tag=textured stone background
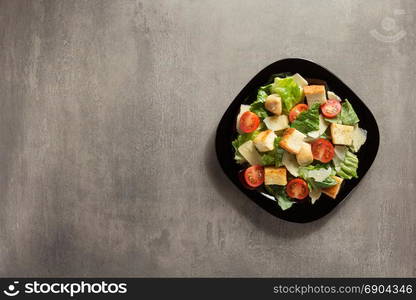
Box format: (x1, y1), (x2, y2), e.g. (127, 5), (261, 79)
(0, 0), (415, 277)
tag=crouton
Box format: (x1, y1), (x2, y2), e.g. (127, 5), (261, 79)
(264, 167), (287, 185)
(279, 128), (306, 154)
(253, 130), (277, 152)
(330, 123), (354, 145)
(263, 115), (289, 132)
(304, 85), (327, 107)
(296, 142), (313, 166)
(322, 176), (344, 199)
(265, 94), (282, 115)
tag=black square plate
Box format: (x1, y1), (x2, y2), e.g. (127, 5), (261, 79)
(215, 58), (379, 223)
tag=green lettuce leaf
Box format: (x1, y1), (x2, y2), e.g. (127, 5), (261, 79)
(249, 100), (269, 119)
(291, 103), (320, 134)
(265, 185), (295, 211)
(270, 77), (302, 114)
(340, 100), (359, 125)
(249, 84), (273, 119)
(314, 176), (337, 188)
(257, 84), (272, 101)
(335, 150), (358, 179)
(260, 137), (284, 167)
(260, 153), (275, 166)
(324, 115), (341, 124)
(324, 100), (359, 125)
(299, 163), (337, 189)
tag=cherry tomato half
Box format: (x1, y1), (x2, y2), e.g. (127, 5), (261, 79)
(311, 138), (335, 163)
(289, 104), (308, 122)
(243, 165), (265, 188)
(286, 178), (309, 200)
(239, 111), (260, 133)
(321, 99), (341, 118)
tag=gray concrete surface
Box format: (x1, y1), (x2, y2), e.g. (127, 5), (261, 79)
(0, 0), (415, 277)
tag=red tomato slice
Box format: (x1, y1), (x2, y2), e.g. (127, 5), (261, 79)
(311, 138), (335, 163)
(239, 111), (260, 133)
(289, 104), (308, 122)
(286, 178), (309, 200)
(321, 99), (341, 118)
(243, 165), (264, 188)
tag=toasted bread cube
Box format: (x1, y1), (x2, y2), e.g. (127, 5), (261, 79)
(279, 128), (306, 154)
(322, 176), (344, 199)
(264, 167), (287, 185)
(263, 115), (289, 132)
(292, 73), (308, 87)
(330, 123), (354, 145)
(265, 94), (282, 115)
(296, 142), (313, 166)
(253, 130), (277, 152)
(304, 85), (327, 107)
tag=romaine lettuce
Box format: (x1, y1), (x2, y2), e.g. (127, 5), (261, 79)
(340, 100), (359, 125)
(313, 176), (338, 188)
(335, 150), (359, 179)
(270, 77), (302, 114)
(265, 185), (295, 211)
(299, 163), (337, 191)
(324, 99), (359, 125)
(249, 84), (273, 119)
(249, 100), (269, 119)
(303, 174), (337, 205)
(257, 84), (272, 101)
(291, 103), (320, 134)
(324, 115), (341, 124)
(295, 162), (339, 205)
(260, 137), (284, 167)
(307, 115), (329, 140)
